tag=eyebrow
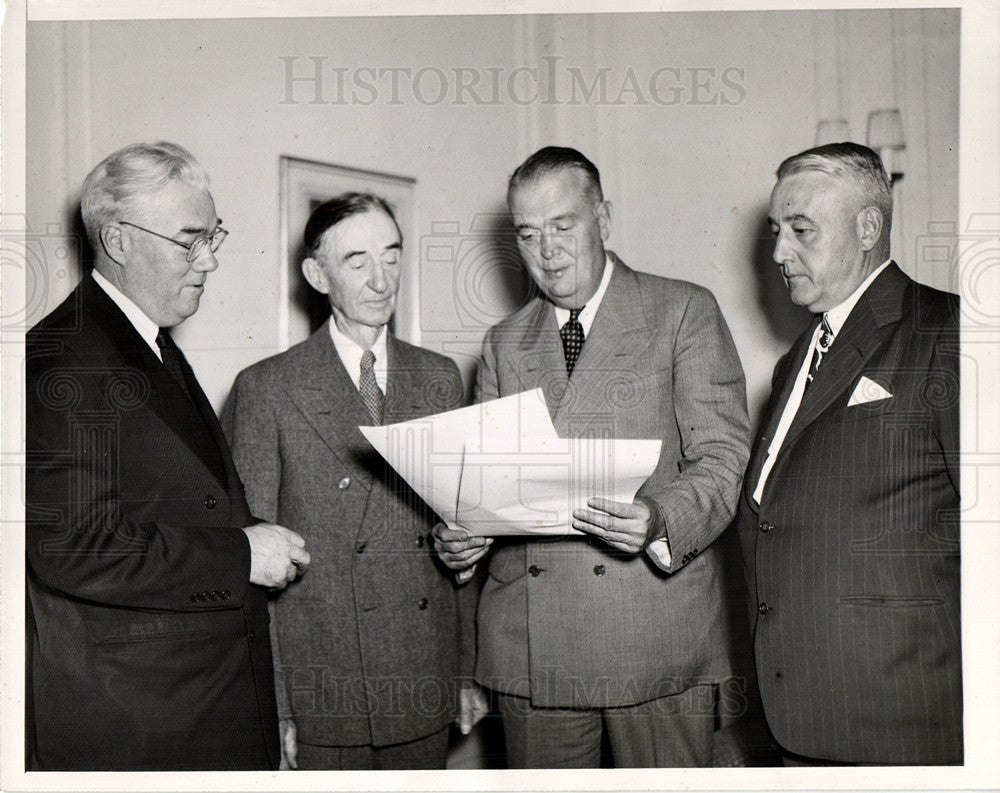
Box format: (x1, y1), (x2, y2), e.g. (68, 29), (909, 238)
(768, 212), (815, 226)
(343, 240), (402, 260)
(178, 218), (222, 235)
(516, 212), (578, 230)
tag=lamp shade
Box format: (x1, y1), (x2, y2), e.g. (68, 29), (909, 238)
(867, 109), (906, 150)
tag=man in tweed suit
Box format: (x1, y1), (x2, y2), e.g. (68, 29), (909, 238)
(737, 143), (961, 765)
(223, 193), (483, 770)
(435, 147), (751, 767)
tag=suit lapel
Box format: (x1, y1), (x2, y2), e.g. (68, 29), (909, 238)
(553, 258), (651, 436)
(743, 322), (817, 505)
(779, 262), (909, 453)
(383, 335), (430, 424)
(515, 299), (569, 419)
(84, 279), (230, 487)
(285, 328), (377, 491)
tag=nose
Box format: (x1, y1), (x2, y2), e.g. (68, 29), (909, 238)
(539, 231), (560, 260)
(193, 248), (219, 273)
(368, 261), (388, 293)
(772, 229), (792, 266)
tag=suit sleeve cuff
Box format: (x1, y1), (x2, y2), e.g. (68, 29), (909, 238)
(636, 496), (672, 570)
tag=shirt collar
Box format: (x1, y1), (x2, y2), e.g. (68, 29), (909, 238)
(91, 269), (162, 360)
(327, 317), (389, 391)
(823, 259), (892, 336)
(553, 254), (615, 336)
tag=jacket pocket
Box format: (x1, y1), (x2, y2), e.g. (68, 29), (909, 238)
(839, 595), (943, 607)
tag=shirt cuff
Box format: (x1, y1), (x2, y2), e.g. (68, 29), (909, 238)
(456, 564), (477, 584)
(647, 538), (672, 567)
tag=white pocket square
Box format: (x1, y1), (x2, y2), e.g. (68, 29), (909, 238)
(848, 376), (893, 406)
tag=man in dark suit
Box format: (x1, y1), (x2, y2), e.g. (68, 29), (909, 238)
(737, 142), (961, 765)
(223, 193), (485, 770)
(25, 141), (311, 770)
(434, 147), (751, 767)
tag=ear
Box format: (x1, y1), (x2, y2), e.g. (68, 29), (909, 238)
(596, 200), (612, 241)
(99, 223), (128, 266)
(856, 206), (883, 252)
(301, 257), (330, 295)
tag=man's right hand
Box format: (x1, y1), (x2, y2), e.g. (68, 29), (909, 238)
(243, 523), (310, 589)
(431, 524), (492, 571)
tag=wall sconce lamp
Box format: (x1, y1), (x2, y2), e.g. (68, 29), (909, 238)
(867, 109), (906, 184)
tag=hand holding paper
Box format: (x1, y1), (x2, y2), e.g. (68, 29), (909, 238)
(360, 389), (662, 538)
(572, 497), (655, 554)
(432, 522), (492, 571)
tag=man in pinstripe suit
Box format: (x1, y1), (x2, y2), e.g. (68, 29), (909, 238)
(738, 142), (961, 765)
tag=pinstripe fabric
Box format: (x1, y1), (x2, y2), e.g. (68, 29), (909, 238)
(737, 263), (961, 764)
(475, 256), (751, 710)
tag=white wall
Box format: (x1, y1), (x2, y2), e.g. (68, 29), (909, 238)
(26, 10), (958, 425)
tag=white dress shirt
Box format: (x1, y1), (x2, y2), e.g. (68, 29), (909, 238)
(552, 254), (614, 332)
(91, 269), (162, 361)
(327, 317), (388, 392)
(752, 259), (891, 503)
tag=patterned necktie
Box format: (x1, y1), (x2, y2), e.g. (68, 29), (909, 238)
(806, 315), (834, 388)
(359, 349), (384, 424)
(156, 328), (192, 400)
(560, 307), (585, 376)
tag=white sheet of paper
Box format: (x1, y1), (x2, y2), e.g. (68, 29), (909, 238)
(361, 389), (662, 536)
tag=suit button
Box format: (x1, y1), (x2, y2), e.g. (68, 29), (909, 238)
(356, 542), (366, 554)
(190, 593), (201, 603)
(204, 495), (216, 509)
(210, 590), (221, 601)
(593, 564), (605, 576)
(528, 565), (541, 577)
(758, 521), (773, 533)
(338, 477), (351, 490)
(418, 597), (429, 610)
(221, 590), (231, 600)
(416, 534), (425, 548)
(758, 602), (770, 615)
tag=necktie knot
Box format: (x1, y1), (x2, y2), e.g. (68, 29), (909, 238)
(359, 349), (384, 424)
(806, 314), (835, 388)
(560, 307), (585, 376)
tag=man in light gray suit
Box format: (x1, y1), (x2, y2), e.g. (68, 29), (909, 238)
(223, 193), (483, 770)
(435, 147), (751, 767)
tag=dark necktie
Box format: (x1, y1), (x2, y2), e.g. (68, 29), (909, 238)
(156, 328), (192, 400)
(805, 315), (834, 389)
(359, 349), (384, 424)
(560, 307), (585, 375)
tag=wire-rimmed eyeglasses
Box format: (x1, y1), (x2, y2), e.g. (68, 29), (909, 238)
(120, 220), (229, 262)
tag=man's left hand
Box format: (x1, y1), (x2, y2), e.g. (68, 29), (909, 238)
(572, 498), (655, 553)
(456, 681), (490, 736)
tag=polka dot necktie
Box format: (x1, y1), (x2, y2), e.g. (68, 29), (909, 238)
(560, 307), (585, 376)
(359, 349), (384, 425)
(805, 314), (834, 389)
